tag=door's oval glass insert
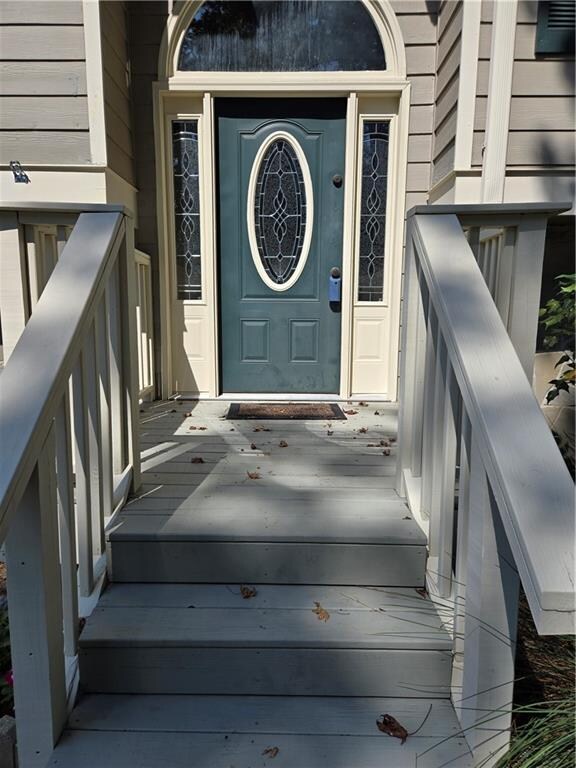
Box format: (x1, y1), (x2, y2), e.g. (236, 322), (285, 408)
(247, 132), (313, 291)
(178, 1), (386, 72)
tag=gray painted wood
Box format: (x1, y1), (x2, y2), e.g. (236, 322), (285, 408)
(0, 96), (88, 129)
(79, 646), (451, 697)
(67, 693), (465, 739)
(109, 540), (426, 585)
(0, 62), (87, 96)
(0, 131), (91, 164)
(48, 727), (472, 768)
(0, 26), (85, 60)
(0, 2), (83, 24)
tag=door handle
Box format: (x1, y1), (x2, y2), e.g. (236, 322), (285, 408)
(329, 267), (342, 302)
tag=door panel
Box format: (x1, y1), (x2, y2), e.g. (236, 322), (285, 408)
(217, 98), (346, 394)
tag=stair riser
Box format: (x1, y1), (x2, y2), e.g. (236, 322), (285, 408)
(109, 541), (427, 586)
(80, 647), (451, 697)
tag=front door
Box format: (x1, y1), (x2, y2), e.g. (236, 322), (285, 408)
(217, 99), (346, 394)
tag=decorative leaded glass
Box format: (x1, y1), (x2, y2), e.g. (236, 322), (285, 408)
(172, 121), (202, 300)
(252, 137), (309, 286)
(358, 121), (389, 302)
(178, 1), (386, 72)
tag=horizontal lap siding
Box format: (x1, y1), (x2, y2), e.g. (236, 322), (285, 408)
(100, 1), (135, 185)
(0, 2), (89, 164)
(394, 1), (440, 207)
(475, 0), (575, 168)
(432, 1), (463, 186)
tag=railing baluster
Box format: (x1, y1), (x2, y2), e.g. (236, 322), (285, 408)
(95, 300), (113, 525)
(55, 394), (79, 660)
(84, 325), (105, 556)
(429, 347), (459, 597)
(119, 221), (142, 490)
(420, 307), (438, 519)
(107, 262), (125, 477)
(0, 211), (28, 362)
(72, 356), (95, 597)
(24, 225), (40, 310)
(5, 428), (67, 768)
(493, 227), (516, 328)
(458, 435), (520, 767)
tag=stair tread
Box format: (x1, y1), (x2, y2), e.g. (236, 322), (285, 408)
(50, 695), (473, 767)
(108, 506), (425, 545)
(80, 584), (451, 650)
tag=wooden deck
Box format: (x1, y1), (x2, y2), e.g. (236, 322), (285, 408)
(50, 400), (473, 767)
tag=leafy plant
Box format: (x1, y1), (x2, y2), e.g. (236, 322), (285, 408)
(539, 273), (575, 351)
(539, 274), (575, 404)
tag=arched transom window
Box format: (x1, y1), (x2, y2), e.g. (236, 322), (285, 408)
(178, 0), (386, 71)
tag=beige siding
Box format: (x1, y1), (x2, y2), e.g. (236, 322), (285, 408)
(392, 0), (440, 207)
(100, 1), (135, 185)
(431, 0), (463, 185)
(475, 1), (575, 169)
(0, 1), (89, 164)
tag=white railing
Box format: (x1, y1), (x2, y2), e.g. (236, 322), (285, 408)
(0, 207), (155, 397)
(0, 205), (141, 767)
(397, 205), (575, 767)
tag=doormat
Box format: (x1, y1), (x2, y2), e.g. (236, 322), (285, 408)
(226, 403), (346, 420)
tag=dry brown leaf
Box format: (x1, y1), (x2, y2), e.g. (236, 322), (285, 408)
(367, 443), (377, 447)
(250, 443), (258, 450)
(279, 440), (288, 448)
(382, 449), (391, 456)
(379, 439), (390, 447)
(416, 587), (428, 599)
(376, 714), (408, 744)
(374, 410), (380, 415)
(358, 401), (369, 406)
(327, 430), (334, 436)
(313, 601), (330, 622)
(262, 746), (279, 759)
(253, 426), (271, 433)
(185, 411), (193, 417)
(170, 409), (178, 413)
(240, 585), (257, 599)
(358, 427), (368, 434)
(343, 409), (358, 415)
(191, 457), (204, 464)
(247, 471), (261, 480)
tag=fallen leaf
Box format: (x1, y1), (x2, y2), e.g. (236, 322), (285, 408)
(240, 585), (258, 599)
(253, 426), (271, 433)
(382, 449), (391, 456)
(250, 443), (258, 450)
(247, 471), (261, 480)
(416, 587), (428, 599)
(262, 746), (279, 759)
(358, 401), (369, 406)
(198, 427), (207, 431)
(191, 457), (204, 464)
(279, 440), (288, 448)
(78, 617), (86, 635)
(171, 409), (177, 413)
(379, 439), (390, 447)
(367, 443), (377, 447)
(403, 515), (411, 520)
(376, 714), (408, 744)
(374, 410), (380, 415)
(327, 430), (334, 436)
(230, 428), (235, 431)
(358, 427), (368, 434)
(343, 409), (358, 415)
(313, 601), (330, 622)
(185, 411), (193, 417)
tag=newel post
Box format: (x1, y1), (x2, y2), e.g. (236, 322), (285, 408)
(5, 428), (67, 768)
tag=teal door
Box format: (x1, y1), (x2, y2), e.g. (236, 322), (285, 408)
(217, 99), (346, 394)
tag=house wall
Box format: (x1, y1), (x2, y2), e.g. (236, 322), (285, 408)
(391, 0), (439, 210)
(431, 0), (462, 187)
(474, 0), (575, 169)
(100, 1), (135, 186)
(0, 1), (90, 164)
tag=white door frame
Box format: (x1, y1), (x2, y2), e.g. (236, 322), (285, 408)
(154, 1), (410, 401)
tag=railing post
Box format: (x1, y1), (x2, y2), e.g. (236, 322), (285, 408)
(0, 212), (28, 363)
(507, 216), (548, 380)
(119, 217), (141, 491)
(457, 435), (520, 767)
(5, 429), (67, 768)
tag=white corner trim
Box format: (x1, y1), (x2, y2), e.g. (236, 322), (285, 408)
(454, 0), (481, 172)
(246, 131), (314, 293)
(481, 0), (518, 203)
(82, 0), (107, 166)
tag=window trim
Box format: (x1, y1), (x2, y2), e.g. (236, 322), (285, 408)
(535, 1), (575, 55)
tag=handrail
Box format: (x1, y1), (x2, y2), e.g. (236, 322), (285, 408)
(0, 206), (141, 767)
(0, 213), (122, 534)
(397, 208), (574, 767)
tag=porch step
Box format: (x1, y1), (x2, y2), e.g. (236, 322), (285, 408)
(108, 488), (427, 585)
(79, 584), (452, 697)
(49, 694), (473, 767)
